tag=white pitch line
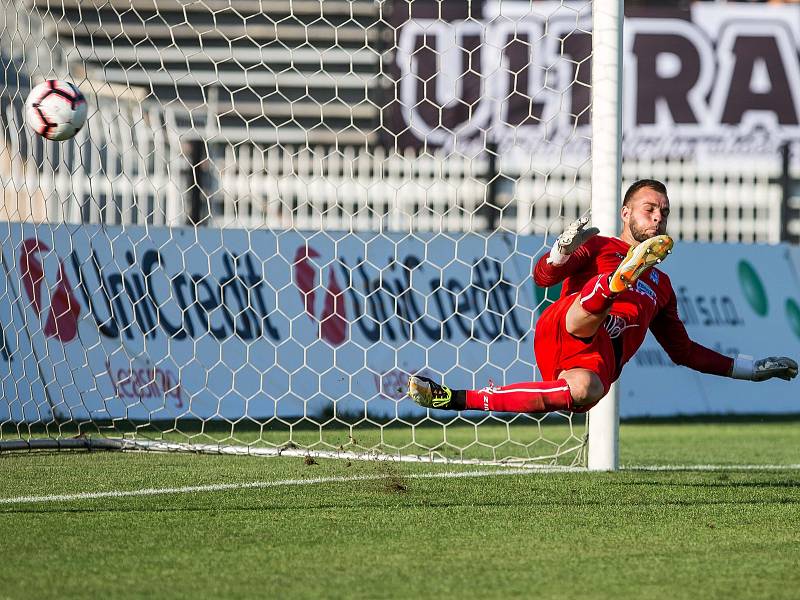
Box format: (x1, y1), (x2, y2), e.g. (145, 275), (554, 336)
(4, 463), (798, 506)
(0, 467), (547, 506)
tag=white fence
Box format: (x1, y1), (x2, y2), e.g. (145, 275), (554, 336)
(0, 128), (790, 242)
(212, 145), (491, 232)
(211, 144), (785, 243)
(0, 94), (183, 227)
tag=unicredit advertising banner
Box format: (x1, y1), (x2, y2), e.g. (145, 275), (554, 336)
(385, 1), (800, 160)
(0, 223), (540, 424)
(0, 222), (798, 423)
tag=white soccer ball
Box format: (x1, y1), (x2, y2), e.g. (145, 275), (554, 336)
(25, 80), (88, 141)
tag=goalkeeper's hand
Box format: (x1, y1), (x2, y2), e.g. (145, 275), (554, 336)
(731, 355), (799, 382)
(547, 213), (600, 265)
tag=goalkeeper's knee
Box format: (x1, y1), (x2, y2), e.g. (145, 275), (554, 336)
(560, 370), (606, 408)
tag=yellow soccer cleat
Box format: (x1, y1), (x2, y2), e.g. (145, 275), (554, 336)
(609, 235), (674, 293)
(408, 375), (455, 409)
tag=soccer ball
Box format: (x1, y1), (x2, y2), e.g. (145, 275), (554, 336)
(25, 80), (88, 141)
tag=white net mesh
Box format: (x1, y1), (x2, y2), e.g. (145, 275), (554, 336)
(0, 0), (600, 466)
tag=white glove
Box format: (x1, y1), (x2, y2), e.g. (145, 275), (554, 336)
(731, 355), (799, 382)
(547, 213), (600, 265)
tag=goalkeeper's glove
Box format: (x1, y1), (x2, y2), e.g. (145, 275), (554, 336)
(731, 355), (799, 382)
(547, 213), (600, 265)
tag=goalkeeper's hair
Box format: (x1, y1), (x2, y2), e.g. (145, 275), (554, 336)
(623, 179), (668, 207)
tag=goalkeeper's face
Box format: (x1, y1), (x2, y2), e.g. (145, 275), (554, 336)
(623, 188), (670, 244)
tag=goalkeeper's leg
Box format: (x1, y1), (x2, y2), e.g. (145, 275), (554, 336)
(408, 369), (604, 413)
(405, 268), (622, 414)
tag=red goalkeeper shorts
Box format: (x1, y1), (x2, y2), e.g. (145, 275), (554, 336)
(533, 293), (616, 395)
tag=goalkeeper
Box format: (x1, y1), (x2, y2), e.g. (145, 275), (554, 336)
(408, 179), (798, 414)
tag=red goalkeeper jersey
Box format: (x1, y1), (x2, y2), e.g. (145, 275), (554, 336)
(533, 235), (733, 378)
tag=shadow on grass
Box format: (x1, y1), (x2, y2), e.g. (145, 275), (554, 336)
(622, 413), (800, 425)
(608, 477), (800, 489)
(4, 494), (799, 516)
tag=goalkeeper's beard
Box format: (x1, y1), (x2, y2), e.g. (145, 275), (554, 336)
(629, 221), (665, 243)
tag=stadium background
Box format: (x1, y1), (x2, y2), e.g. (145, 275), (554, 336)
(2, 1), (799, 241)
(1, 1), (798, 425)
(0, 2), (798, 599)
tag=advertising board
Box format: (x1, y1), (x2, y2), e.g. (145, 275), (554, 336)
(1, 223), (797, 422)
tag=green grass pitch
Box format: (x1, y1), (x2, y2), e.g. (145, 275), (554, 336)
(0, 421), (798, 600)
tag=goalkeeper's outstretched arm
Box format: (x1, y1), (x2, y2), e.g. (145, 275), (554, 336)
(650, 289), (798, 382)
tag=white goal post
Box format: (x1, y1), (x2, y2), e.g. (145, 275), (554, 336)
(0, 0), (623, 469)
(588, 0), (624, 471)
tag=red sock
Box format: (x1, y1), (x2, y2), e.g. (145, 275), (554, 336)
(579, 273), (616, 314)
(465, 380), (573, 413)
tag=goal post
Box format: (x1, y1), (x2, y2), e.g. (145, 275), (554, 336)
(0, 0), (623, 469)
(588, 0), (624, 471)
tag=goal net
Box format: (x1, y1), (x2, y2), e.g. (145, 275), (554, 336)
(0, 0), (614, 467)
